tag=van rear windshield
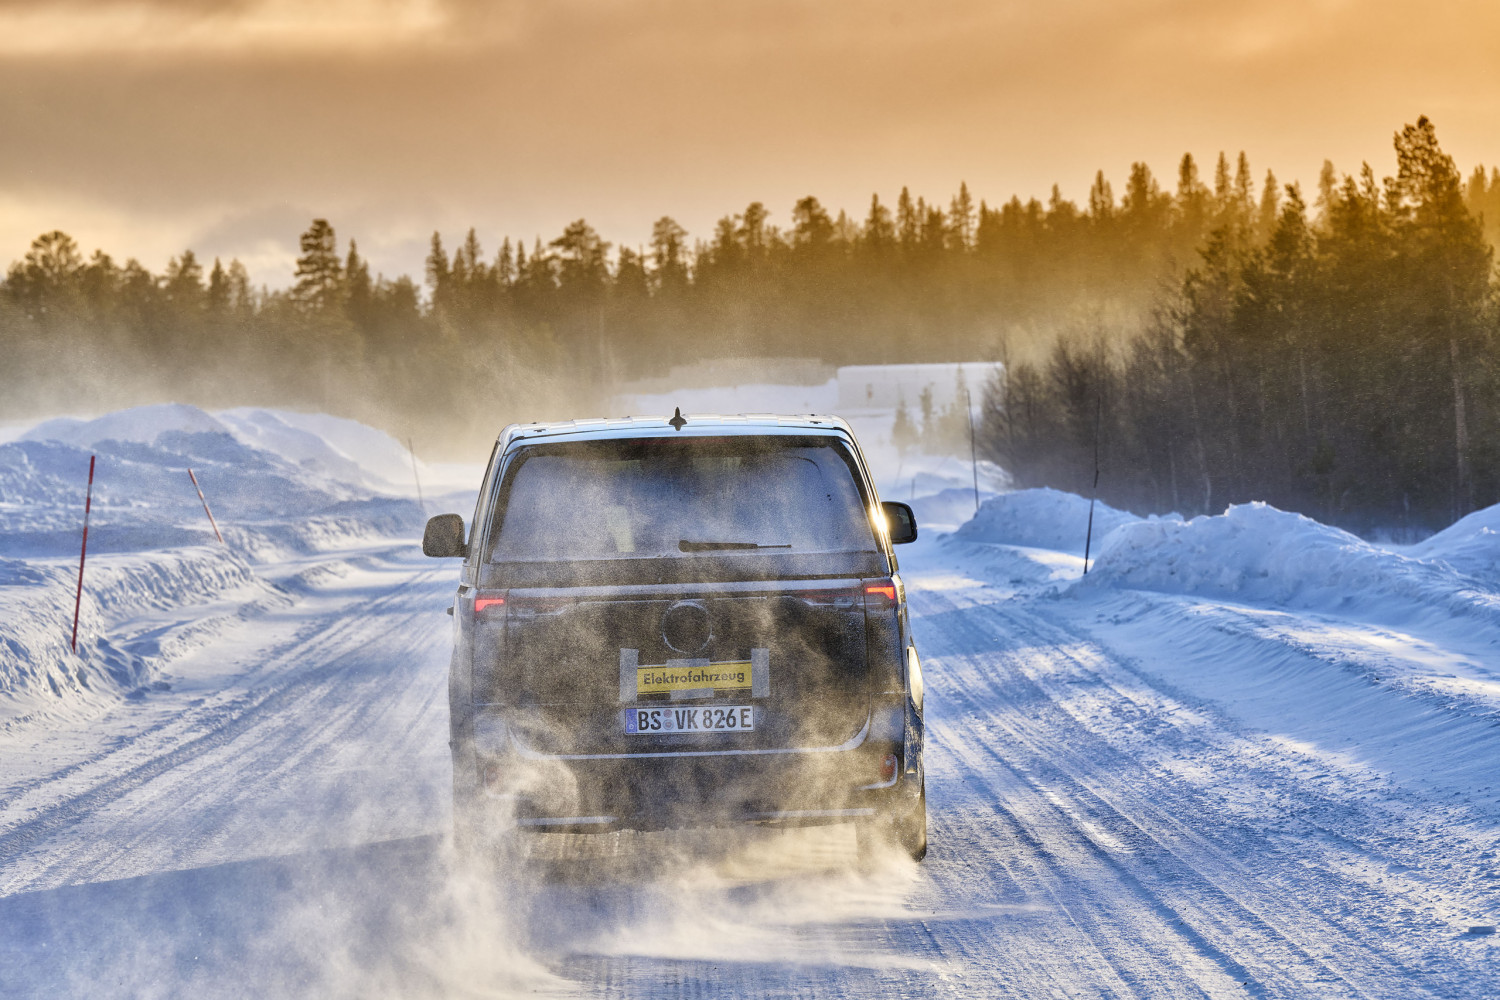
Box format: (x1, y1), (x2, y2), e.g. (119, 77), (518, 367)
(485, 436), (882, 584)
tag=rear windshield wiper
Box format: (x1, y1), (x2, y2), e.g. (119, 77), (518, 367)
(678, 540), (792, 552)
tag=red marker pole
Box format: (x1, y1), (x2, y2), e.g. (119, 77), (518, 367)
(71, 454), (95, 654)
(188, 468), (224, 545)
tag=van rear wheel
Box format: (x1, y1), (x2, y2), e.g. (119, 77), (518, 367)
(897, 781), (928, 861)
(857, 776), (927, 864)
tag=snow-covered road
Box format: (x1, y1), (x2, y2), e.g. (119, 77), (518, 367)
(2, 406), (1498, 997)
(3, 526), (1497, 997)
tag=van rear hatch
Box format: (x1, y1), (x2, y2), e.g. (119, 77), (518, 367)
(474, 434), (890, 756)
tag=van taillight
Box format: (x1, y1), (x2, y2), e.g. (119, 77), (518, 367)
(470, 593), (508, 701)
(863, 577), (903, 693)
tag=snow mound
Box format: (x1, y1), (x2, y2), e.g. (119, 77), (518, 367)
(22, 404), (419, 489)
(954, 488), (1149, 554)
(0, 546), (279, 719)
(0, 405), (433, 718)
(219, 408), (422, 488)
(216, 409), (369, 484)
(1079, 501), (1500, 621)
(21, 403), (231, 449)
(1408, 503), (1500, 585)
(909, 487), (996, 534)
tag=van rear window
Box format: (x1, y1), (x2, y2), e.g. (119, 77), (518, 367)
(488, 437), (877, 566)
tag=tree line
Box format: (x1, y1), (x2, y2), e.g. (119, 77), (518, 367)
(3, 119), (1497, 516)
(984, 118), (1499, 534)
(0, 148), (1395, 439)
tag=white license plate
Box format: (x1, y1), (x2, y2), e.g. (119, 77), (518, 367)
(625, 705), (754, 735)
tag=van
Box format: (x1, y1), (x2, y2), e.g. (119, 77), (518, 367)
(423, 412), (926, 860)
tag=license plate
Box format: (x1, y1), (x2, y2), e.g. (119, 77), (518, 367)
(625, 705), (754, 735)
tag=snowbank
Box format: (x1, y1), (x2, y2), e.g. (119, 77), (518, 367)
(1408, 504), (1500, 586)
(953, 488), (1148, 554)
(0, 405), (433, 719)
(21, 403), (228, 449)
(0, 547), (280, 720)
(1078, 501), (1500, 622)
(908, 488), (990, 534)
(19, 403), (425, 490)
(3, 411), (425, 554)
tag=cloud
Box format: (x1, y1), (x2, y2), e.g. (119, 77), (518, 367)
(0, 0), (468, 56)
(0, 0), (1495, 284)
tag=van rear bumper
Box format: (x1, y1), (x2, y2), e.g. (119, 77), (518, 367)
(460, 737), (919, 833)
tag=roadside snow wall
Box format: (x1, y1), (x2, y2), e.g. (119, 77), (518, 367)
(953, 487), (1150, 553)
(1077, 501), (1500, 625)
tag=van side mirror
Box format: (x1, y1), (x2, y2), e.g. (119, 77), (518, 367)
(423, 514), (468, 557)
(882, 501), (918, 544)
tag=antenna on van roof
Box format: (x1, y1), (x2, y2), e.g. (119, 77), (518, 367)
(669, 407), (687, 431)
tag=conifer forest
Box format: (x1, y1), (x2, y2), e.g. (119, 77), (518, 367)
(4, 118), (1498, 533)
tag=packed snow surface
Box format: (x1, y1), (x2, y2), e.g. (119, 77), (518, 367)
(1, 406), (1498, 998)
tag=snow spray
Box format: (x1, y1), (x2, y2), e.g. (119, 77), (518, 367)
(71, 454), (95, 653)
(188, 467), (224, 545)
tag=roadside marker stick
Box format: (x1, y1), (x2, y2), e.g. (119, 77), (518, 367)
(71, 454), (95, 654)
(188, 468), (224, 545)
(1083, 396), (1101, 576)
(408, 437), (425, 515)
(965, 387), (980, 514)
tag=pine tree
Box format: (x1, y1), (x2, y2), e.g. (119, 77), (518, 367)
(739, 202), (770, 259)
(1315, 160), (1338, 228)
(496, 238), (515, 287)
(896, 187), (919, 249)
(1176, 153), (1209, 245)
(1212, 152), (1232, 221)
(551, 219), (611, 294)
(293, 219), (343, 313)
(863, 193), (895, 251)
(650, 216), (689, 291)
(1088, 171), (1115, 221)
(948, 181), (975, 250)
(7, 231), (84, 323)
(425, 231), (450, 312)
(207, 258), (230, 315)
(1388, 115), (1494, 515)
(163, 250), (204, 306)
(792, 196), (834, 248)
(1257, 170), (1281, 242)
(1232, 152), (1255, 232)
(345, 240), (372, 329)
(892, 395), (918, 455)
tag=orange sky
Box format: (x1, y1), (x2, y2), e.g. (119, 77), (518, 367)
(2, 0), (1497, 286)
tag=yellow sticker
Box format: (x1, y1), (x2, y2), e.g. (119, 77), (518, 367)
(637, 661), (753, 693)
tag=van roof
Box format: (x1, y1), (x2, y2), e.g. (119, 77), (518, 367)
(498, 413), (857, 449)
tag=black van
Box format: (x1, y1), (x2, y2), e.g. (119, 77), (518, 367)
(423, 413), (926, 860)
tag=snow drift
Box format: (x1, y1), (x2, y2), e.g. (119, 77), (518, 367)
(1408, 503), (1500, 587)
(952, 487), (1151, 553)
(0, 405), (430, 722)
(1078, 500), (1500, 624)
(948, 487), (1500, 632)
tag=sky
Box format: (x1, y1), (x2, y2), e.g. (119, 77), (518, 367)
(1, 0), (1497, 288)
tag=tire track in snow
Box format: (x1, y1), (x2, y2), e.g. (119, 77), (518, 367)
(910, 582), (1447, 998)
(0, 556), (451, 895)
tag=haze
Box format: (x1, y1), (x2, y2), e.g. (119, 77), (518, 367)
(2, 0), (1497, 286)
